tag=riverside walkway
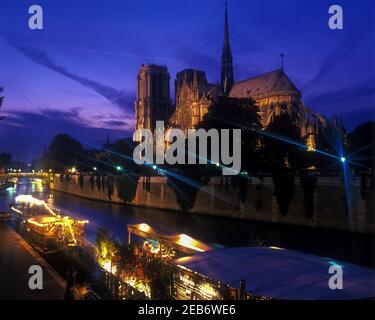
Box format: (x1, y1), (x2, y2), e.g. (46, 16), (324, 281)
(0, 223), (66, 300)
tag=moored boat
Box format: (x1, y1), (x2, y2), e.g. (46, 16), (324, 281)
(10, 194), (89, 252)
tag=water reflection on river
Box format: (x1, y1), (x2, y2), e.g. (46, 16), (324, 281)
(1, 178), (374, 268)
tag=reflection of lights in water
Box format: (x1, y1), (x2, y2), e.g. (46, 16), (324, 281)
(15, 195), (45, 206)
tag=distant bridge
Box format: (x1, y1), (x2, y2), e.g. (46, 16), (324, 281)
(4, 173), (48, 179)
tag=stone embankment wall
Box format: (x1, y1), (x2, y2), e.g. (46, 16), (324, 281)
(49, 175), (374, 234)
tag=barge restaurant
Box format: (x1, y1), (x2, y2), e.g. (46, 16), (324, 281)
(175, 247), (375, 300)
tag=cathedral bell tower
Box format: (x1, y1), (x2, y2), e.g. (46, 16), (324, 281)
(221, 1), (234, 96)
(134, 64), (170, 141)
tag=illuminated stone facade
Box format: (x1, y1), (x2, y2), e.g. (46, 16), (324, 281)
(229, 68), (328, 149)
(169, 69), (221, 131)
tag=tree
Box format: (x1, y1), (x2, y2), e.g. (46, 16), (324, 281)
(167, 171), (208, 211)
(314, 124), (346, 172)
(261, 112), (304, 173)
(0, 153), (11, 168)
(199, 97), (263, 174)
(39, 134), (85, 172)
(261, 113), (305, 216)
(105, 138), (144, 175)
(95, 228), (118, 273)
(143, 256), (172, 299)
(117, 243), (135, 272)
(186, 97), (262, 206)
(116, 173), (140, 203)
(347, 121), (375, 170)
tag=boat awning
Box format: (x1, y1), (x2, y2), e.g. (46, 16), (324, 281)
(175, 247), (375, 300)
(128, 223), (212, 255)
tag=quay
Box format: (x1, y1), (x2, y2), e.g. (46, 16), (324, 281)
(0, 223), (66, 300)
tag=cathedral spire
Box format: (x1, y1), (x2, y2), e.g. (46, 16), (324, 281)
(221, 0), (234, 96)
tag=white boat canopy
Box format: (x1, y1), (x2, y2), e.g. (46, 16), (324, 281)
(175, 246), (375, 300)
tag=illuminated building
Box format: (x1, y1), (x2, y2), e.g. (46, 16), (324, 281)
(133, 2), (344, 151)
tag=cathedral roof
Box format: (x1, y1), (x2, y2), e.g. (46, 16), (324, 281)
(229, 68), (301, 98)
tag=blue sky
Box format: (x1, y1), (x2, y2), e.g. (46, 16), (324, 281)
(0, 0), (374, 161)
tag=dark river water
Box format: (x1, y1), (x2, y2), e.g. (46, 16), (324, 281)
(1, 178), (374, 268)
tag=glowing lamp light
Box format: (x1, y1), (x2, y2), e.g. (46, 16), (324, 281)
(178, 234), (205, 252)
(93, 167), (97, 171)
(341, 157), (346, 163)
(116, 166), (122, 171)
(152, 165), (157, 170)
(138, 223), (151, 233)
(270, 246), (285, 250)
(216, 163), (220, 167)
(103, 261), (112, 273)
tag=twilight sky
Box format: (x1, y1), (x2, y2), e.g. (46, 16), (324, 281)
(0, 0), (374, 162)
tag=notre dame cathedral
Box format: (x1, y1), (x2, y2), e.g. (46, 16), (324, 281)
(135, 1), (336, 150)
